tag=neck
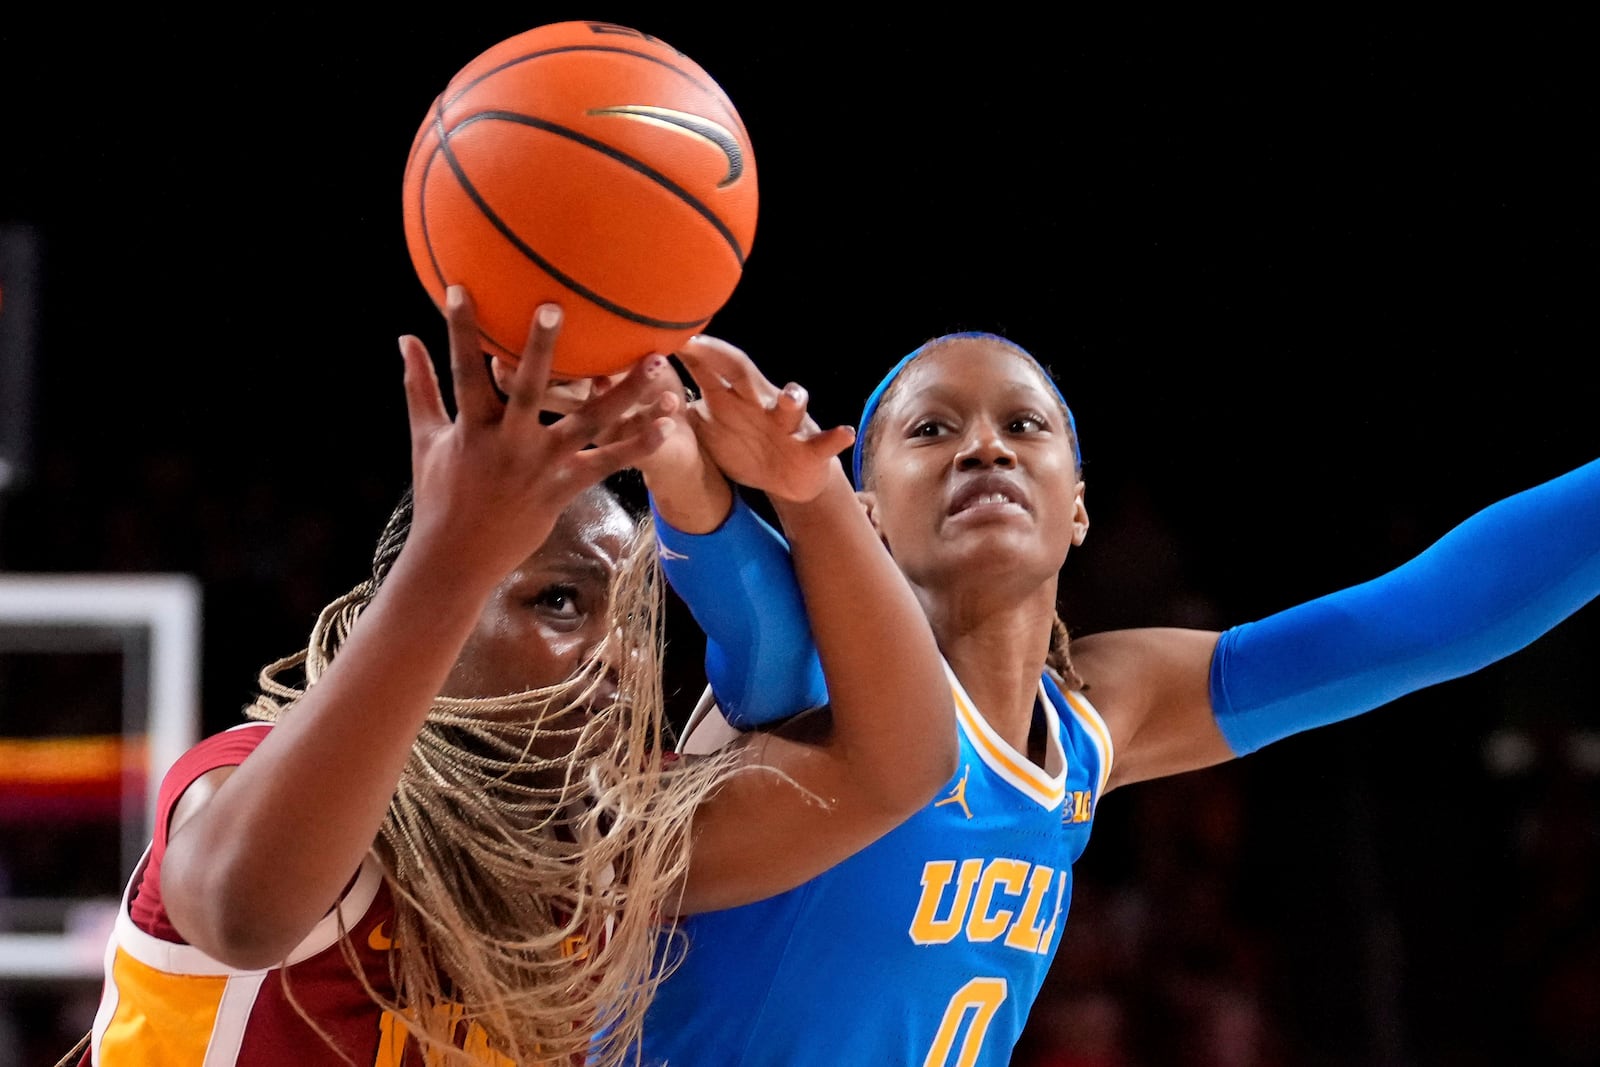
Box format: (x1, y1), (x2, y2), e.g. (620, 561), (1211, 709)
(920, 576), (1057, 756)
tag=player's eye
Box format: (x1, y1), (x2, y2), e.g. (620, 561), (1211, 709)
(531, 585), (583, 621)
(1008, 412), (1047, 433)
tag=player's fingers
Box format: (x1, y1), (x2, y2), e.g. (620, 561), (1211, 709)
(772, 382), (809, 434)
(676, 335), (771, 404)
(656, 360), (692, 404)
(541, 375), (595, 416)
(445, 286), (502, 425)
(587, 367), (637, 398)
(570, 415), (674, 482)
(502, 303), (562, 415)
(548, 355), (673, 446)
(806, 424), (858, 459)
(489, 355), (516, 398)
(399, 334), (448, 434)
(584, 355), (675, 426)
(596, 388), (681, 450)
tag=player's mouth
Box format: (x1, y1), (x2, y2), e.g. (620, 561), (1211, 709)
(578, 678), (622, 716)
(947, 475), (1031, 518)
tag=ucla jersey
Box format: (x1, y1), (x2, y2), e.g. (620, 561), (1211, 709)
(640, 662), (1113, 1066)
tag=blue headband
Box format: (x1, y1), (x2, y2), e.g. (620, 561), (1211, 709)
(850, 332), (1078, 488)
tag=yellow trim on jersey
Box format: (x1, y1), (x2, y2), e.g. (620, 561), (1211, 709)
(945, 664), (1067, 809)
(1058, 688), (1115, 797)
(89, 850), (386, 1064)
(99, 947), (233, 1064)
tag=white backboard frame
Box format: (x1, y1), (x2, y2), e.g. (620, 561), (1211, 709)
(0, 573), (201, 980)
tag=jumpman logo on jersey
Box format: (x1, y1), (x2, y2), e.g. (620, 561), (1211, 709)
(934, 764), (973, 819)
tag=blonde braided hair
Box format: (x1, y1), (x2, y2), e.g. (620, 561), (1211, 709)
(244, 487), (738, 1066)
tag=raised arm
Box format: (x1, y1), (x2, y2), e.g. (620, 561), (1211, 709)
(1212, 455), (1600, 749)
(663, 336), (958, 914)
(1085, 454), (1600, 790)
(636, 364), (827, 726)
(159, 294), (673, 967)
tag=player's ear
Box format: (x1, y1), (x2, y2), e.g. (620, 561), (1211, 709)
(1071, 480), (1089, 547)
(857, 490), (886, 539)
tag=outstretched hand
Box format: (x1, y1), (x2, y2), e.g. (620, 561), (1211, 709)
(398, 286), (675, 584)
(496, 346), (708, 499)
(675, 335), (856, 504)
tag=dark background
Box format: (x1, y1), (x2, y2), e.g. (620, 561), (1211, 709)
(2, 10), (1597, 1065)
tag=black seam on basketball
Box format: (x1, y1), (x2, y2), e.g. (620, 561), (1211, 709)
(416, 129), (442, 286)
(443, 45), (725, 119)
(412, 37), (748, 355)
(414, 139), (521, 360)
(449, 109), (747, 265)
(427, 113), (737, 339)
(440, 45), (749, 176)
(433, 141), (713, 334)
(417, 97), (519, 359)
(443, 42), (753, 180)
(417, 99), (451, 294)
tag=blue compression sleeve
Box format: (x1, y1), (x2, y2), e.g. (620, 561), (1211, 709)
(1211, 456), (1600, 755)
(651, 492), (827, 727)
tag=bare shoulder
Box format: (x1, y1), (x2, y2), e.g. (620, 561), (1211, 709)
(1070, 626), (1221, 693)
(167, 764), (238, 841)
(1067, 627), (1226, 788)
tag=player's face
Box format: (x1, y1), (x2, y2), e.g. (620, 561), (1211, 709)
(443, 487), (636, 717)
(863, 340), (1086, 591)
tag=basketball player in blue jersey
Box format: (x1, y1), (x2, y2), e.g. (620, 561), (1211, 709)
(633, 330), (1600, 1066)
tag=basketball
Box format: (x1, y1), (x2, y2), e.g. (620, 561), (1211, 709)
(401, 20), (759, 379)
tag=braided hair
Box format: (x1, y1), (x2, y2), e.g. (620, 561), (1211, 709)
(244, 486), (738, 1065)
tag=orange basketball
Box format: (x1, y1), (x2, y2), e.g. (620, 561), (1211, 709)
(401, 20), (759, 379)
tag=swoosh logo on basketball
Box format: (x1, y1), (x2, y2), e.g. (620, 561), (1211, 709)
(589, 105), (746, 187)
(368, 921), (397, 952)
